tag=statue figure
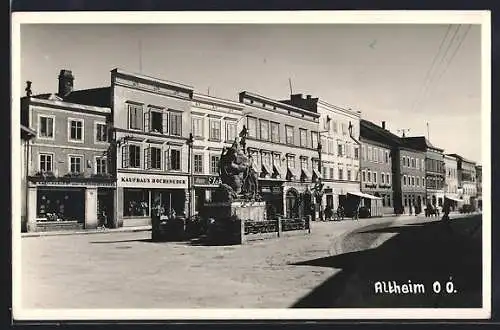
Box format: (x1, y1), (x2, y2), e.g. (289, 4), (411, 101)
(218, 138), (259, 201)
(239, 125), (248, 154)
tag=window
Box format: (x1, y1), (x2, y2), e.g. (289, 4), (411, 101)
(147, 110), (164, 133)
(210, 155), (220, 174)
(287, 155), (296, 169)
(403, 175), (407, 186)
(69, 119), (84, 142)
(122, 145), (141, 168)
(332, 120), (338, 133)
(373, 172), (377, 184)
(168, 149), (181, 171)
(381, 173), (385, 184)
(311, 132), (318, 149)
(367, 171), (371, 182)
(411, 158), (415, 168)
(362, 170), (366, 182)
(299, 129), (307, 147)
(128, 104), (143, 130)
(374, 148), (379, 162)
(95, 123), (108, 142)
(416, 177), (420, 186)
(323, 117), (330, 130)
(226, 122), (237, 142)
(145, 147), (162, 169)
(96, 157), (107, 174)
(194, 154), (203, 173)
(411, 176), (415, 186)
(338, 168), (344, 180)
(385, 151), (389, 163)
(169, 111), (182, 136)
(39, 153), (53, 172)
(38, 115), (54, 138)
(258, 120), (269, 141)
(300, 157), (308, 170)
(337, 143), (343, 157)
(323, 166), (328, 179)
(69, 155), (83, 173)
(329, 167), (334, 180)
(341, 123), (347, 135)
(347, 170), (351, 181)
(192, 117), (204, 138)
(387, 173), (391, 185)
(354, 147), (359, 160)
(285, 125), (294, 145)
(262, 152), (272, 167)
(209, 119), (221, 141)
(368, 147), (372, 161)
(271, 122), (280, 143)
(123, 189), (149, 217)
(247, 117), (257, 138)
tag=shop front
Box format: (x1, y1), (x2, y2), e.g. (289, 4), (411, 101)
(322, 181), (361, 217)
(27, 177), (116, 232)
(259, 179), (284, 219)
(116, 172), (188, 227)
(192, 175), (223, 216)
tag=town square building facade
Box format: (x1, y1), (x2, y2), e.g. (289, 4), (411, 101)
(359, 120), (393, 215)
(21, 70), (115, 232)
(282, 94), (361, 217)
(239, 92), (320, 220)
(448, 154), (477, 206)
(21, 125), (36, 232)
(476, 164), (482, 209)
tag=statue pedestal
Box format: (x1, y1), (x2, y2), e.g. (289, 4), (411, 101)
(202, 201), (267, 244)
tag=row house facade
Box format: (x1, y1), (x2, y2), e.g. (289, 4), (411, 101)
(238, 92), (320, 220)
(281, 94), (361, 217)
(189, 93), (244, 216)
(359, 120), (393, 214)
(398, 143), (427, 214)
(476, 165), (482, 209)
(21, 125), (36, 232)
(403, 137), (445, 208)
(448, 154), (477, 205)
(21, 70), (115, 232)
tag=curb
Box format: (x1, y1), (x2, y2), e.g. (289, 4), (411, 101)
(21, 226), (152, 238)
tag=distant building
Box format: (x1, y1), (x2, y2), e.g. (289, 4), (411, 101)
(443, 154), (460, 210)
(448, 154), (477, 206)
(476, 165), (482, 209)
(239, 92), (320, 220)
(402, 137), (445, 208)
(281, 94), (362, 218)
(359, 120), (426, 215)
(359, 120), (394, 215)
(21, 70), (114, 232)
(21, 125), (36, 232)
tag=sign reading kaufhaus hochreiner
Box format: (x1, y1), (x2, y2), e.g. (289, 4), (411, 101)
(117, 172), (188, 189)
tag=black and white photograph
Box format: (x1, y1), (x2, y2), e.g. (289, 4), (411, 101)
(12, 11), (490, 320)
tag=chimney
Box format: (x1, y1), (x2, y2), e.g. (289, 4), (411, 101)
(306, 94), (311, 100)
(382, 121), (386, 129)
(58, 69), (74, 97)
(25, 81), (32, 97)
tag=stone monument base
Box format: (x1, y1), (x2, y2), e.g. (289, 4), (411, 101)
(201, 200), (267, 244)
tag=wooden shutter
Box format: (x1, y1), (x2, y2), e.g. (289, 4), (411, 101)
(162, 112), (169, 134)
(121, 145), (129, 168)
(144, 109), (150, 132)
(144, 147), (151, 169)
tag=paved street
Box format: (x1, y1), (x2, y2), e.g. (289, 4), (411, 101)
(20, 213), (481, 309)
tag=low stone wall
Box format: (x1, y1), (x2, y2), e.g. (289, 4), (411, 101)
(241, 217), (311, 244)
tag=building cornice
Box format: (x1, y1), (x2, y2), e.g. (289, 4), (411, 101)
(240, 91), (320, 119)
(111, 68), (194, 92)
(192, 93), (244, 111)
(317, 100), (361, 119)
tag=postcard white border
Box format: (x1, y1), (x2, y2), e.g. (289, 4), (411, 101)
(11, 10), (491, 321)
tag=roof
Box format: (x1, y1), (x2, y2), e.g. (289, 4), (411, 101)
(21, 125), (36, 139)
(446, 153), (477, 165)
(401, 136), (444, 152)
(239, 91), (320, 118)
(29, 87), (111, 108)
(360, 119), (402, 147)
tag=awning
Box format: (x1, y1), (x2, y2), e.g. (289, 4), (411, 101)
(273, 164), (283, 179)
(445, 196), (464, 203)
(348, 191), (383, 200)
(301, 168), (311, 181)
(251, 160), (260, 174)
(287, 166), (301, 180)
(312, 168), (322, 180)
(261, 163), (273, 177)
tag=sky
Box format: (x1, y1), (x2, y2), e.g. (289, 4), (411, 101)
(20, 23), (482, 163)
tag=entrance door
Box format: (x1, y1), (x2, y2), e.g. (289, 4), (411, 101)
(303, 192), (312, 218)
(285, 189), (299, 219)
(97, 189), (114, 227)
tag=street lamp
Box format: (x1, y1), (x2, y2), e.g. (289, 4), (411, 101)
(315, 130), (329, 221)
(186, 133), (194, 220)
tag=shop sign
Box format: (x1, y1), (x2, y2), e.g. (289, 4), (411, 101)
(208, 176), (222, 185)
(117, 172), (187, 188)
(324, 188), (333, 193)
(193, 176), (222, 186)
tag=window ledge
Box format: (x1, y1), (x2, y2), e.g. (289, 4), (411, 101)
(208, 139), (222, 143)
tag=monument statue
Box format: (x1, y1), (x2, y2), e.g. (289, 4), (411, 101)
(218, 137), (259, 202)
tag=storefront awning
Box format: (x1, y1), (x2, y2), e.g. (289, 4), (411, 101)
(445, 196), (464, 203)
(261, 163), (273, 177)
(251, 161), (260, 174)
(312, 168), (322, 180)
(273, 164), (283, 179)
(301, 168), (312, 181)
(348, 191), (383, 200)
(287, 166), (301, 180)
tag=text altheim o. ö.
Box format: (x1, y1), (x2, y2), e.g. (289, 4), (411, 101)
(374, 280), (425, 294)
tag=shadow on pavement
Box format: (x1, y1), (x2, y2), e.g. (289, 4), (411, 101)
(291, 215), (482, 308)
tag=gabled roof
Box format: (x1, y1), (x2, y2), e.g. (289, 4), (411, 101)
(62, 87), (111, 107)
(360, 119), (401, 147)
